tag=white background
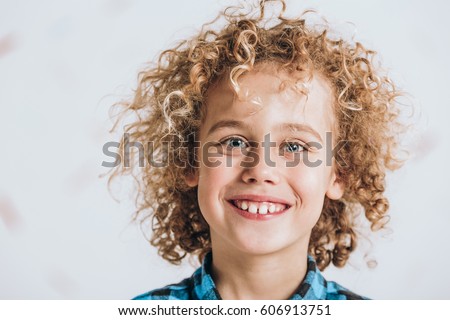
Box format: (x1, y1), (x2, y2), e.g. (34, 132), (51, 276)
(1, 0), (449, 299)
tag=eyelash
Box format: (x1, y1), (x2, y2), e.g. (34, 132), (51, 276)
(220, 136), (248, 149)
(280, 141), (307, 153)
(219, 136), (307, 153)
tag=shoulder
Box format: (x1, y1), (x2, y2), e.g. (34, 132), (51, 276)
(324, 280), (369, 300)
(133, 252), (219, 300)
(132, 276), (195, 300)
(300, 255), (369, 300)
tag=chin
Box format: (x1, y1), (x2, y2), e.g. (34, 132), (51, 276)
(232, 237), (294, 257)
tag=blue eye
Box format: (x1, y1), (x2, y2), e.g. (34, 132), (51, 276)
(223, 137), (247, 149)
(283, 141), (305, 153)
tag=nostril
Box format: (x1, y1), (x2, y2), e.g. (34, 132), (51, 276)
(241, 166), (280, 185)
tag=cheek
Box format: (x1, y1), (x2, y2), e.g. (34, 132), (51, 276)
(289, 167), (328, 227)
(198, 154), (236, 184)
(287, 165), (330, 201)
(196, 158), (236, 209)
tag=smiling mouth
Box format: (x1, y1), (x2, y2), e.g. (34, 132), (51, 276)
(229, 200), (290, 215)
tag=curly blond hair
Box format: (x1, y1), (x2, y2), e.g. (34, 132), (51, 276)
(109, 0), (405, 270)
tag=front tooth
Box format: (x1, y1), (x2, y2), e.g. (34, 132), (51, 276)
(259, 204), (268, 214)
(248, 204), (258, 214)
(268, 204), (276, 213)
(241, 201), (248, 210)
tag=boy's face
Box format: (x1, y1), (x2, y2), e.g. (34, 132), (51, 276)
(186, 66), (344, 257)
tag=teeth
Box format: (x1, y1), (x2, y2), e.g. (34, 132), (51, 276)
(248, 204), (258, 214)
(233, 200), (288, 214)
(259, 204), (268, 214)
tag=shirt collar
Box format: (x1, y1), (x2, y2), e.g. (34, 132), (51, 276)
(194, 251), (327, 300)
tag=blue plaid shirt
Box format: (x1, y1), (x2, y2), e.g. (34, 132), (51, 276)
(134, 252), (366, 300)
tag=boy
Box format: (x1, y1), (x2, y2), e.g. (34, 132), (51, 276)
(110, 0), (404, 300)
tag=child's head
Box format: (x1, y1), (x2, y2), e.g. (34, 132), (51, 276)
(111, 0), (404, 270)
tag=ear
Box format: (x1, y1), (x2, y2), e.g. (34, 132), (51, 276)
(325, 171), (344, 200)
(185, 169), (199, 187)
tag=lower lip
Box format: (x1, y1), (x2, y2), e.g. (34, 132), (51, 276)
(227, 201), (289, 221)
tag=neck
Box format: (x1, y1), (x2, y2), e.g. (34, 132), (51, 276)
(210, 238), (309, 300)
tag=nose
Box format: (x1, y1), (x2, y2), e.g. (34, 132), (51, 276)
(241, 147), (280, 185)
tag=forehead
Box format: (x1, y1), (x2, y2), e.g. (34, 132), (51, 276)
(203, 66), (336, 135)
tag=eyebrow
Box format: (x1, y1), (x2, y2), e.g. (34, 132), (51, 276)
(279, 123), (323, 143)
(207, 119), (323, 142)
(207, 120), (244, 136)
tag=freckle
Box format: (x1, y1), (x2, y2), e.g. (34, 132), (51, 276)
(0, 195), (23, 231)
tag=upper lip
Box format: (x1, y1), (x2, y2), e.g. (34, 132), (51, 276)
(227, 194), (293, 206)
